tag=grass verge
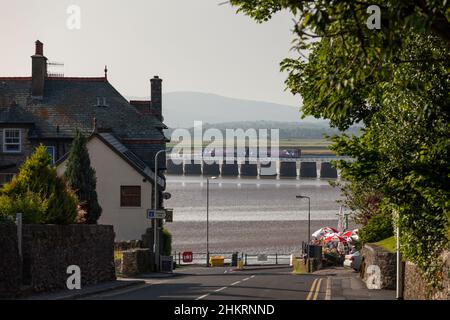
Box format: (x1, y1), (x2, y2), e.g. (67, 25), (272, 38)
(373, 236), (396, 253)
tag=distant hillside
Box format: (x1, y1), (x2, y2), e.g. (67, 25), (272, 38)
(165, 120), (361, 141)
(126, 91), (361, 140)
(128, 91), (327, 128)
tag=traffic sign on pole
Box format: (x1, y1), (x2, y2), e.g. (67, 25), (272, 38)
(147, 209), (166, 220)
(165, 209), (174, 222)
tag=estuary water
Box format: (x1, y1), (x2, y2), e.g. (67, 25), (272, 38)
(165, 175), (343, 222)
(164, 175), (348, 254)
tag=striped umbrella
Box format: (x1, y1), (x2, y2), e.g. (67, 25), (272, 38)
(312, 227), (339, 239)
(342, 229), (359, 239)
(324, 233), (348, 243)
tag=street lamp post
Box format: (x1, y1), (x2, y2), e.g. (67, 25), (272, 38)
(206, 176), (217, 267)
(297, 195), (311, 272)
(154, 149), (166, 272)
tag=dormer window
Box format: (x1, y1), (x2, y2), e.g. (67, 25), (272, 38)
(95, 97), (109, 107)
(3, 128), (21, 153)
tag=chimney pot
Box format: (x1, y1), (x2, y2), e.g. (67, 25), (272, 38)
(35, 40), (44, 56)
(31, 40), (47, 98)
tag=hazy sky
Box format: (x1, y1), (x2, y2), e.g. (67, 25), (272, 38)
(0, 0), (300, 106)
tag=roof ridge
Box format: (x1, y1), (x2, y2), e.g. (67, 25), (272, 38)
(0, 77), (107, 82)
(46, 77), (107, 82)
(0, 77), (32, 81)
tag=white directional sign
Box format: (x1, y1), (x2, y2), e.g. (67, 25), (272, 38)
(147, 209), (166, 220)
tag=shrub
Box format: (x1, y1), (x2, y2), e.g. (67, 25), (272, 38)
(0, 145), (78, 224)
(359, 210), (394, 244)
(0, 193), (48, 224)
(162, 228), (172, 256)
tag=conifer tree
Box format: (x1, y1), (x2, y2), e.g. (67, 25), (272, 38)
(65, 130), (102, 224)
(0, 145), (78, 224)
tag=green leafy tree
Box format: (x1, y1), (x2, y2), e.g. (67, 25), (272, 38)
(64, 130), (102, 224)
(230, 0), (450, 293)
(0, 145), (78, 224)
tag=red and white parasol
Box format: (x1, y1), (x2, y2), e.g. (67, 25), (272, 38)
(342, 229), (359, 241)
(324, 233), (348, 243)
(312, 227), (339, 239)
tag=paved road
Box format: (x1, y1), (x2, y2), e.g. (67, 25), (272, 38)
(85, 266), (328, 300)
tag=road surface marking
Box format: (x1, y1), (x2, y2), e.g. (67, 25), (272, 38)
(325, 277), (331, 300)
(306, 278), (318, 300)
(313, 278), (323, 300)
(196, 293), (210, 300)
(195, 275), (255, 300)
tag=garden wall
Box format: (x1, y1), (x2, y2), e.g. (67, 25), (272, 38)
(361, 244), (396, 290)
(404, 251), (450, 300)
(1, 224), (115, 298)
(119, 249), (155, 276)
(0, 223), (21, 298)
(19, 224), (116, 294)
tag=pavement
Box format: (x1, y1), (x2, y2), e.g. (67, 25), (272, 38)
(313, 267), (396, 300)
(22, 265), (395, 300)
(22, 279), (145, 300)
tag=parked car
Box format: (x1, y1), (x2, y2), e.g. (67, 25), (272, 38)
(343, 251), (362, 271)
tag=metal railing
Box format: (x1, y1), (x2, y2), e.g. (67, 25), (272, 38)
(173, 251), (292, 266)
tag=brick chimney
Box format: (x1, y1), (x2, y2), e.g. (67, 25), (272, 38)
(150, 76), (162, 121)
(31, 40), (47, 98)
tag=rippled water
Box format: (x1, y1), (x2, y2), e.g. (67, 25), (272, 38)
(165, 175), (344, 221)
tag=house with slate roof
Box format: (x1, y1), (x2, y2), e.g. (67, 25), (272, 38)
(0, 40), (170, 240)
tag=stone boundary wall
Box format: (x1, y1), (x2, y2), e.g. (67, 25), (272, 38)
(0, 223), (21, 298)
(115, 240), (144, 251)
(119, 249), (155, 276)
(404, 251), (450, 300)
(361, 244), (396, 290)
(22, 225), (116, 293)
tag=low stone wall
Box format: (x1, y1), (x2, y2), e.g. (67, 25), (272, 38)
(22, 225), (116, 293)
(404, 251), (450, 300)
(115, 240), (144, 251)
(0, 223), (21, 298)
(361, 244), (396, 290)
(120, 249), (155, 276)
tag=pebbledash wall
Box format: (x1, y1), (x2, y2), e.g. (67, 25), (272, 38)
(0, 224), (116, 297)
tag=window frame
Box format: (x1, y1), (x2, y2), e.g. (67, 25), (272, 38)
(3, 128), (21, 153)
(45, 146), (56, 164)
(0, 173), (15, 186)
(120, 185), (142, 208)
